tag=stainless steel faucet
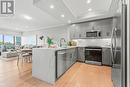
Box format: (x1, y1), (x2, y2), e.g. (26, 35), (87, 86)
(60, 38), (66, 47)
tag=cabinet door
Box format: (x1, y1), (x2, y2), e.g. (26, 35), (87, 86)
(69, 28), (75, 39)
(102, 48), (112, 66)
(94, 18), (113, 38)
(73, 48), (78, 62)
(69, 25), (81, 39)
(66, 48), (77, 69)
(69, 48), (77, 65)
(77, 47), (85, 61)
(74, 27), (81, 39)
(57, 50), (66, 78)
(66, 50), (71, 69)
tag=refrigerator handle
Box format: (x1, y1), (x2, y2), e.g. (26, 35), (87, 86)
(111, 28), (114, 64)
(114, 28), (117, 59)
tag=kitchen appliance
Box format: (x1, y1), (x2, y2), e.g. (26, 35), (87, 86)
(111, 0), (127, 87)
(86, 31), (101, 38)
(85, 47), (102, 65)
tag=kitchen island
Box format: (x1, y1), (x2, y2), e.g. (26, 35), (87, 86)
(32, 47), (77, 84)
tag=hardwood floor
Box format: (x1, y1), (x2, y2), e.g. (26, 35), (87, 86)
(0, 59), (114, 87)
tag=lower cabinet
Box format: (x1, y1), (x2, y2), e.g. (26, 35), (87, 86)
(57, 50), (67, 78)
(56, 48), (77, 78)
(67, 48), (77, 67)
(77, 47), (85, 62)
(102, 48), (112, 66)
(66, 50), (71, 70)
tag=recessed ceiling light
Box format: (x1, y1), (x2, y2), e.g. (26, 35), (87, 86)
(23, 15), (32, 20)
(25, 26), (28, 28)
(72, 24), (76, 27)
(68, 20), (72, 23)
(88, 8), (92, 11)
(15, 28), (19, 30)
(86, 0), (91, 4)
(50, 5), (54, 9)
(61, 14), (65, 18)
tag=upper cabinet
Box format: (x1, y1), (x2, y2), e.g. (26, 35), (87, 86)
(69, 18), (113, 39)
(68, 24), (81, 39)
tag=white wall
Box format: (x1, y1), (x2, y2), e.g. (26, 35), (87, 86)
(22, 25), (69, 46)
(73, 38), (111, 47)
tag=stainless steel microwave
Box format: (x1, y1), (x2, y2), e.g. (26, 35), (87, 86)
(86, 31), (101, 38)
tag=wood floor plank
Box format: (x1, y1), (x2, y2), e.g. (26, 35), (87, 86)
(0, 60), (114, 87)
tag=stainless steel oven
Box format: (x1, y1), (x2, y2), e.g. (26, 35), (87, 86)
(85, 47), (102, 65)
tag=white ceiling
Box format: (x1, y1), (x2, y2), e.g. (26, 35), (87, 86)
(0, 0), (120, 32)
(0, 0), (64, 32)
(63, 0), (112, 18)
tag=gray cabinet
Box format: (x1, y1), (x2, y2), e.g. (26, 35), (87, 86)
(69, 28), (75, 39)
(69, 25), (81, 39)
(66, 48), (77, 69)
(57, 48), (77, 78)
(69, 48), (77, 65)
(102, 48), (112, 66)
(66, 50), (72, 70)
(69, 18), (113, 39)
(77, 47), (85, 62)
(57, 50), (67, 78)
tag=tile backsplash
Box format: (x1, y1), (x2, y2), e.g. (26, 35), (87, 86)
(73, 38), (111, 47)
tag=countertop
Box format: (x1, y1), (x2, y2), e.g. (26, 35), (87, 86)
(33, 46), (111, 51)
(33, 46), (77, 51)
(78, 45), (111, 48)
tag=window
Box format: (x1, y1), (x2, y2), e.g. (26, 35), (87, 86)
(4, 35), (14, 49)
(0, 34), (3, 45)
(15, 36), (21, 45)
(22, 35), (36, 45)
(4, 35), (14, 44)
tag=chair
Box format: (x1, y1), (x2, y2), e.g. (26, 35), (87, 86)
(17, 49), (32, 65)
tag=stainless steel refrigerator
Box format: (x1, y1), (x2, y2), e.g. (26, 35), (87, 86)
(111, 0), (127, 87)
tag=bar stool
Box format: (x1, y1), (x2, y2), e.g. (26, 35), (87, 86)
(17, 50), (32, 65)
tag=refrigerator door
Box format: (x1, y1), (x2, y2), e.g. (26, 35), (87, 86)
(121, 3), (127, 87)
(111, 1), (127, 87)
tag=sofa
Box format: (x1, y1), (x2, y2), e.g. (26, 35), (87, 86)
(2, 51), (18, 58)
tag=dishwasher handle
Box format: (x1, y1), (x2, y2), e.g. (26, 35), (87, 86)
(57, 52), (66, 55)
(85, 49), (102, 51)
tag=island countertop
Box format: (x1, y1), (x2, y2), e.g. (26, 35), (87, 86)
(33, 46), (77, 51)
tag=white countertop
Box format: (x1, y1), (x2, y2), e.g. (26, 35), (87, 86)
(33, 46), (111, 51)
(33, 46), (77, 51)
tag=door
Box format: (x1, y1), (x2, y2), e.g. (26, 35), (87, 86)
(111, 1), (127, 87)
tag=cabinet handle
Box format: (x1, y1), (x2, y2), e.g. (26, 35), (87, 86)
(85, 49), (102, 51)
(58, 52), (66, 55)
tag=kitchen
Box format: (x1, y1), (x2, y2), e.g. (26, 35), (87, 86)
(32, 16), (124, 87)
(0, 0), (129, 87)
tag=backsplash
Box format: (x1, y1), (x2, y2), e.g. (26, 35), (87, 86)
(73, 38), (111, 47)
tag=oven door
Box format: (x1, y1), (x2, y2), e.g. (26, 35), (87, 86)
(85, 48), (102, 65)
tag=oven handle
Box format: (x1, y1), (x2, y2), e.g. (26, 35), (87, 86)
(85, 49), (102, 51)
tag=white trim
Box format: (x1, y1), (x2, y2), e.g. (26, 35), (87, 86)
(127, 0), (130, 86)
(62, 0), (77, 18)
(23, 23), (67, 32)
